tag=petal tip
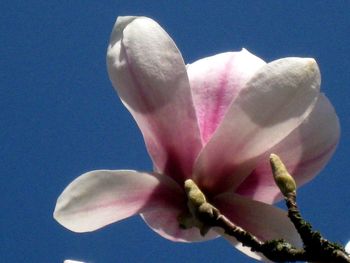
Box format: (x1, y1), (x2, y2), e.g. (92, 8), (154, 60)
(53, 200), (84, 233)
(108, 16), (138, 49)
(304, 57), (319, 76)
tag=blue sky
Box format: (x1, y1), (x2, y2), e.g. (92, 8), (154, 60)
(1, 1), (350, 262)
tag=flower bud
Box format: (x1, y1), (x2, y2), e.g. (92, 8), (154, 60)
(270, 154), (296, 196)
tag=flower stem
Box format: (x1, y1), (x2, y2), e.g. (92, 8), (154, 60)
(285, 191), (350, 262)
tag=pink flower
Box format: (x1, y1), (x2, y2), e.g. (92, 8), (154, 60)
(54, 16), (340, 259)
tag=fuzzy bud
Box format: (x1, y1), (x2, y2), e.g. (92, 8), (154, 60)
(270, 154), (296, 196)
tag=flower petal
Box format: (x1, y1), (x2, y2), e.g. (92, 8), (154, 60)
(236, 94), (340, 203)
(54, 170), (182, 232)
(187, 49), (266, 144)
(345, 241), (350, 254)
(107, 17), (202, 182)
(141, 206), (219, 242)
(213, 193), (302, 255)
(214, 232), (271, 262)
(193, 57), (321, 194)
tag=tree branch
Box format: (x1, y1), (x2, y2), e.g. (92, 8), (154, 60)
(181, 154), (350, 262)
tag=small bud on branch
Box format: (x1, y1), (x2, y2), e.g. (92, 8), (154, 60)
(270, 154), (296, 196)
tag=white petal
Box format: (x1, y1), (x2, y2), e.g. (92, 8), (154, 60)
(54, 170), (182, 232)
(213, 193), (301, 245)
(141, 206), (219, 242)
(215, 232), (271, 262)
(345, 241), (350, 254)
(213, 193), (302, 260)
(107, 16), (202, 182)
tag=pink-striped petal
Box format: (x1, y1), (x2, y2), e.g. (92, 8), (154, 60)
(193, 58), (321, 194)
(107, 17), (202, 183)
(54, 170), (182, 232)
(187, 49), (266, 144)
(236, 94), (340, 203)
(213, 193), (302, 250)
(141, 205), (219, 242)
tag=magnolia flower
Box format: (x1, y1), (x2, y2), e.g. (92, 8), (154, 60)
(54, 16), (340, 260)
